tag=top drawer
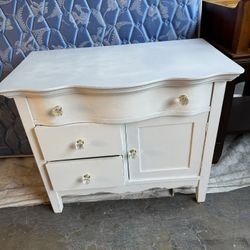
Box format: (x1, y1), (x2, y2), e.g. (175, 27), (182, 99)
(28, 83), (213, 125)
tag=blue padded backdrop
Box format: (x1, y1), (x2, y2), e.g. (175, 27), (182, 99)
(0, 0), (201, 156)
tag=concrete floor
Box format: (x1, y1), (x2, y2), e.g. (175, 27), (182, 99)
(0, 188), (249, 250)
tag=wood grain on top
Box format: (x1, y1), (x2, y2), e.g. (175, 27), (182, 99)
(203, 0), (240, 8)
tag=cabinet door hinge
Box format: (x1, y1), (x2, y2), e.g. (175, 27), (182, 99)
(205, 122), (209, 133)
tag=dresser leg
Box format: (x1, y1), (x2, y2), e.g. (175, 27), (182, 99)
(196, 185), (207, 203)
(49, 191), (63, 213)
(196, 82), (227, 203)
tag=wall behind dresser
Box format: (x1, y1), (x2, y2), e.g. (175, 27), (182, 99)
(0, 0), (201, 156)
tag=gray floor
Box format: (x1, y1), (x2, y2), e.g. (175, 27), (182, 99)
(0, 187), (250, 250)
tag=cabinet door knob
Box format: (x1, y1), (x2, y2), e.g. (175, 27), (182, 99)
(81, 173), (91, 184)
(129, 149), (137, 159)
(51, 105), (63, 116)
(177, 95), (189, 106)
(75, 139), (85, 150)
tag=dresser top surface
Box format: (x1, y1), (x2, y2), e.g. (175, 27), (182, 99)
(0, 39), (243, 95)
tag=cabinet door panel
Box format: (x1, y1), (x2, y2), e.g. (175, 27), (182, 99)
(126, 114), (208, 180)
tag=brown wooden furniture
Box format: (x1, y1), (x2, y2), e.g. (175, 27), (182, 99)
(201, 0), (250, 163)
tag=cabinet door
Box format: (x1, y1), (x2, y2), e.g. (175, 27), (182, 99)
(126, 114), (208, 181)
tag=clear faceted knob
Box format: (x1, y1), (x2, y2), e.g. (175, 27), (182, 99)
(129, 149), (137, 159)
(51, 105), (63, 116)
(177, 95), (189, 106)
(75, 139), (84, 150)
(81, 173), (91, 184)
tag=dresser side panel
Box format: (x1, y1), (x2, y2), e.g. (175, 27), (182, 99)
(13, 97), (64, 213)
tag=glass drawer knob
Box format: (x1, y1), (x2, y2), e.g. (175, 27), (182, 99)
(177, 95), (189, 106)
(75, 139), (84, 150)
(51, 105), (63, 116)
(129, 149), (137, 159)
(82, 173), (91, 184)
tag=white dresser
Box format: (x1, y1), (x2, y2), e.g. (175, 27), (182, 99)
(0, 39), (243, 213)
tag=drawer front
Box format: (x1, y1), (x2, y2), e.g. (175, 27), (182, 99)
(46, 157), (124, 192)
(35, 123), (124, 161)
(28, 83), (213, 125)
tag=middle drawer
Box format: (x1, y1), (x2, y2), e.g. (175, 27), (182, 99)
(35, 123), (124, 161)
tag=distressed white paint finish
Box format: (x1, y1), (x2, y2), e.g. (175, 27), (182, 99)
(46, 157), (124, 192)
(28, 83), (212, 125)
(126, 114), (208, 180)
(35, 123), (124, 161)
(59, 177), (199, 197)
(0, 39), (244, 212)
(0, 39), (243, 95)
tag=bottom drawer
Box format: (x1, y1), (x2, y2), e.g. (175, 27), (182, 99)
(46, 156), (124, 192)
